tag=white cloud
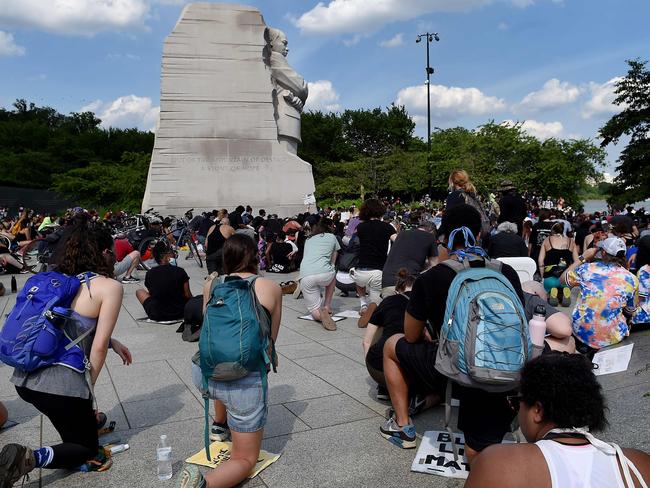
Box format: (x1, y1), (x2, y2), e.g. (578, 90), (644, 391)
(502, 119), (564, 139)
(497, 21), (509, 30)
(292, 0), (551, 35)
(305, 80), (341, 112)
(0, 30), (25, 56)
(379, 33), (405, 48)
(81, 95), (159, 131)
(515, 78), (581, 112)
(0, 0), (149, 36)
(342, 34), (363, 46)
(395, 84), (506, 119)
(582, 77), (623, 119)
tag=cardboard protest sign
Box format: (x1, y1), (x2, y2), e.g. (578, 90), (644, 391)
(186, 441), (280, 478)
(411, 431), (471, 479)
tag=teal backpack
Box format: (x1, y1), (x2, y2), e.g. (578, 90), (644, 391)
(198, 275), (276, 460)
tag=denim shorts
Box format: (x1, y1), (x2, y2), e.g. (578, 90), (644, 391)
(191, 363), (268, 433)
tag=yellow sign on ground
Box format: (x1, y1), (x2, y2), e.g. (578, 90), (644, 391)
(185, 441), (280, 478)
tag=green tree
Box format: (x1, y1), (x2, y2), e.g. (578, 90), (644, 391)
(599, 59), (650, 204)
(52, 152), (151, 212)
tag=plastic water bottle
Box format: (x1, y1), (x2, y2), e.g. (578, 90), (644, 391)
(529, 305), (547, 348)
(10, 276), (17, 294)
(156, 435), (172, 480)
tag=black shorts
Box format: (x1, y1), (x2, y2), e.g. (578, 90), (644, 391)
(395, 337), (516, 452)
(142, 297), (183, 322)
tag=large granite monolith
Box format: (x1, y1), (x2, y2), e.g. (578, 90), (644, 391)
(141, 3), (315, 216)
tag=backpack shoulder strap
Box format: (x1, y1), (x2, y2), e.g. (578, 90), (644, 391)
(440, 258), (468, 274)
(484, 258), (503, 273)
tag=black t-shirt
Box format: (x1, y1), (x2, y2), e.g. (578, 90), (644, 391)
(407, 259), (524, 336)
(198, 217), (214, 237)
(251, 216), (266, 230)
(529, 220), (553, 260)
(366, 292), (410, 370)
(271, 242), (293, 266)
(144, 264), (190, 320)
(382, 229), (437, 287)
(487, 232), (528, 258)
(356, 220), (396, 270)
(445, 190), (466, 210)
(498, 194), (527, 226)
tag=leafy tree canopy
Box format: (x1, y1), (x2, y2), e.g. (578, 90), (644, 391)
(599, 59), (650, 204)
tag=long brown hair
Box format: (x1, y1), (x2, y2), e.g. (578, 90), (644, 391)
(55, 221), (115, 277)
(223, 234), (259, 274)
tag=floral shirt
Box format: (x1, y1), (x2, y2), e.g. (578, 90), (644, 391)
(567, 261), (638, 349)
(632, 265), (650, 325)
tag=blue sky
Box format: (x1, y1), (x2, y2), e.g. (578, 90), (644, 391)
(1, 0), (648, 176)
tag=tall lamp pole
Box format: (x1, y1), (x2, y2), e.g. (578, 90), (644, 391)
(416, 32), (439, 199)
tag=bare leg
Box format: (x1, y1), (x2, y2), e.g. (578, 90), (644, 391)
(213, 400), (226, 424)
(545, 335), (576, 353)
(466, 446), (479, 464)
(125, 250), (140, 278)
(323, 278), (336, 314)
(136, 288), (150, 304)
(0, 254), (22, 270)
(203, 429), (263, 488)
(545, 311), (572, 339)
(383, 334), (410, 426)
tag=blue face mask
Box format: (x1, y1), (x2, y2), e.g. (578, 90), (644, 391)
(169, 258), (177, 266)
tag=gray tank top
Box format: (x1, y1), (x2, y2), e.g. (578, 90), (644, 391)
(11, 291), (99, 399)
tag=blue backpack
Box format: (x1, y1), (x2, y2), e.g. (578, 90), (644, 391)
(435, 257), (531, 392)
(0, 271), (95, 373)
(198, 275), (276, 460)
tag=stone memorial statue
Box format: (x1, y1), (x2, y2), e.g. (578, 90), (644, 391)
(141, 3), (315, 216)
(265, 27), (308, 155)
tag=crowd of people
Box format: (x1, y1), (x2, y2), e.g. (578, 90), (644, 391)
(1, 167), (649, 488)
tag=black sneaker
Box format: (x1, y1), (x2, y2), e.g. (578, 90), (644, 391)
(120, 276), (140, 284)
(376, 385), (390, 402)
(210, 421), (231, 441)
(408, 394), (428, 417)
(0, 444), (36, 488)
(380, 416), (416, 449)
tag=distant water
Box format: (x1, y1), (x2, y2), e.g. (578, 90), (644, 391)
(581, 199), (650, 214)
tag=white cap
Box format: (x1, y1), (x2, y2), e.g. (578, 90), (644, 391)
(598, 237), (627, 257)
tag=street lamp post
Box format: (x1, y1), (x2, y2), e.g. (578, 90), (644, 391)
(416, 32), (439, 199)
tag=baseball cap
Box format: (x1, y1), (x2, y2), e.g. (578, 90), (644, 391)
(597, 237), (627, 257)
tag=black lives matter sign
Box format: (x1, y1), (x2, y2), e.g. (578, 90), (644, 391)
(411, 431), (471, 479)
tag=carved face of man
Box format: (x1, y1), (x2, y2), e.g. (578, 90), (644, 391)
(272, 31), (289, 57)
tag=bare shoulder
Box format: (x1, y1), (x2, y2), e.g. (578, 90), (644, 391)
(91, 275), (122, 294)
(622, 448), (650, 487)
(255, 276), (281, 295)
(466, 444), (545, 488)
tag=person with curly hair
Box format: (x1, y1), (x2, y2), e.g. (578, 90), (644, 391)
(1, 221), (132, 485)
(465, 353), (650, 487)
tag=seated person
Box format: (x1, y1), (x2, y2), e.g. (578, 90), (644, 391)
(381, 204), (523, 461)
(521, 281), (575, 353)
(465, 353), (650, 488)
(363, 269), (419, 402)
(561, 237), (638, 354)
(0, 249), (25, 274)
(136, 241), (192, 322)
(266, 231), (295, 273)
(487, 221), (528, 258)
(113, 238), (141, 284)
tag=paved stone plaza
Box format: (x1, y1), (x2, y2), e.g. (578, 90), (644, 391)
(1, 255), (648, 487)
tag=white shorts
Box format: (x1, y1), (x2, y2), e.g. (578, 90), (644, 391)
(300, 271), (335, 312)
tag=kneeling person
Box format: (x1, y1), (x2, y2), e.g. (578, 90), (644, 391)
(381, 204), (524, 461)
(136, 241), (192, 322)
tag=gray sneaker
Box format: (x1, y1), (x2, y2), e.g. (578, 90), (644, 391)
(0, 444), (36, 488)
(210, 421), (231, 441)
(380, 416), (417, 449)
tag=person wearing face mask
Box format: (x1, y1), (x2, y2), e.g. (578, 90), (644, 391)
(465, 353), (650, 488)
(136, 240), (193, 322)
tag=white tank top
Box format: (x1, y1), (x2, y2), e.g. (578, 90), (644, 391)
(536, 439), (626, 487)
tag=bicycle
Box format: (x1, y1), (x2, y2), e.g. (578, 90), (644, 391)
(165, 209), (203, 268)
